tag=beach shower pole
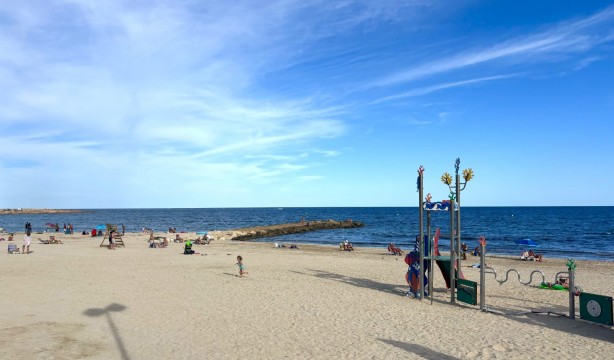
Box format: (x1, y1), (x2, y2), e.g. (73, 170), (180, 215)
(418, 166), (425, 300)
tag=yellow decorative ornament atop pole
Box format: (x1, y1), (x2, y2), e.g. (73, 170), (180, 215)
(441, 172), (452, 186)
(462, 168), (474, 182)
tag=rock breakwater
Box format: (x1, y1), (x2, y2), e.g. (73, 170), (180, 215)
(208, 220), (363, 241)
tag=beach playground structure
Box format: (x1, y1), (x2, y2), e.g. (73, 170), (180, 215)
(408, 158), (473, 303)
(407, 159), (613, 326)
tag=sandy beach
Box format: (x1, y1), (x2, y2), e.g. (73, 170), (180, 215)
(0, 232), (613, 359)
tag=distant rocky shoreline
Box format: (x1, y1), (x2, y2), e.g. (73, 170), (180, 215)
(0, 209), (83, 215)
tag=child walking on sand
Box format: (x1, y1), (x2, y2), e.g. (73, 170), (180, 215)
(236, 255), (248, 277)
(22, 230), (32, 254)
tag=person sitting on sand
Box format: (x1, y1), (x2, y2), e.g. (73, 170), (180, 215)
(387, 243), (403, 256)
(472, 246), (480, 256)
(175, 234), (184, 243)
(184, 240), (195, 254)
(343, 240), (354, 251)
(161, 237), (169, 248)
(8, 234), (13, 241)
(195, 235), (210, 245)
(49, 235), (62, 244)
(528, 250), (543, 262)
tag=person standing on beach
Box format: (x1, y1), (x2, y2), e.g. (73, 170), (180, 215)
(23, 230), (32, 254)
(122, 224), (126, 236)
(108, 229), (116, 250)
(236, 255), (248, 277)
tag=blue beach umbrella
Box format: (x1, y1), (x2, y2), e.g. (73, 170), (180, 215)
(515, 239), (539, 247)
(95, 224), (107, 230)
(196, 231), (208, 235)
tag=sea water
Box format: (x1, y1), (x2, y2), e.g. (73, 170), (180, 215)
(1, 207), (613, 261)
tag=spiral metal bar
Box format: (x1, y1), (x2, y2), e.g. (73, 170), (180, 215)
(494, 269), (546, 286)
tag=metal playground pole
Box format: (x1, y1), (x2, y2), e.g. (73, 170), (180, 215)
(418, 167), (425, 300)
(479, 237), (486, 310)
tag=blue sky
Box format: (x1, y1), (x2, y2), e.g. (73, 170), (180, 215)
(1, 1), (613, 208)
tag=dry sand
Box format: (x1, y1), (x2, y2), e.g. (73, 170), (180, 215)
(0, 232), (613, 359)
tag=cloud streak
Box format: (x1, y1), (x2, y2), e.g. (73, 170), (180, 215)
(372, 74), (518, 104)
(373, 4), (614, 87)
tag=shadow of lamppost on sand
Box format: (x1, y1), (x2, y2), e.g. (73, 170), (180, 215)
(379, 338), (459, 360)
(84, 303), (130, 360)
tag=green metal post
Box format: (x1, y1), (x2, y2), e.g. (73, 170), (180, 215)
(569, 267), (575, 319)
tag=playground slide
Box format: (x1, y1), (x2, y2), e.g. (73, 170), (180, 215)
(435, 259), (465, 289)
(432, 228), (465, 289)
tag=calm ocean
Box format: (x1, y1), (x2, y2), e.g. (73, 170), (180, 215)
(1, 207), (613, 261)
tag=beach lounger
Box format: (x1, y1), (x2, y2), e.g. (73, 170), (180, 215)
(7, 244), (20, 254)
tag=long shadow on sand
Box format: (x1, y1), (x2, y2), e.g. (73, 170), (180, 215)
(297, 271), (613, 342)
(482, 306), (614, 343)
(291, 269), (408, 297)
(291, 269), (456, 306)
(84, 303), (130, 360)
(479, 291), (614, 342)
(378, 338), (459, 360)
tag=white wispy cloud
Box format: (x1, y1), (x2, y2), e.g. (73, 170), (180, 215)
(314, 150), (341, 157)
(0, 0), (437, 206)
(373, 5), (614, 87)
(372, 74), (518, 104)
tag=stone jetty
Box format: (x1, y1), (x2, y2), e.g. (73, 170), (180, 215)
(208, 219), (363, 241)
